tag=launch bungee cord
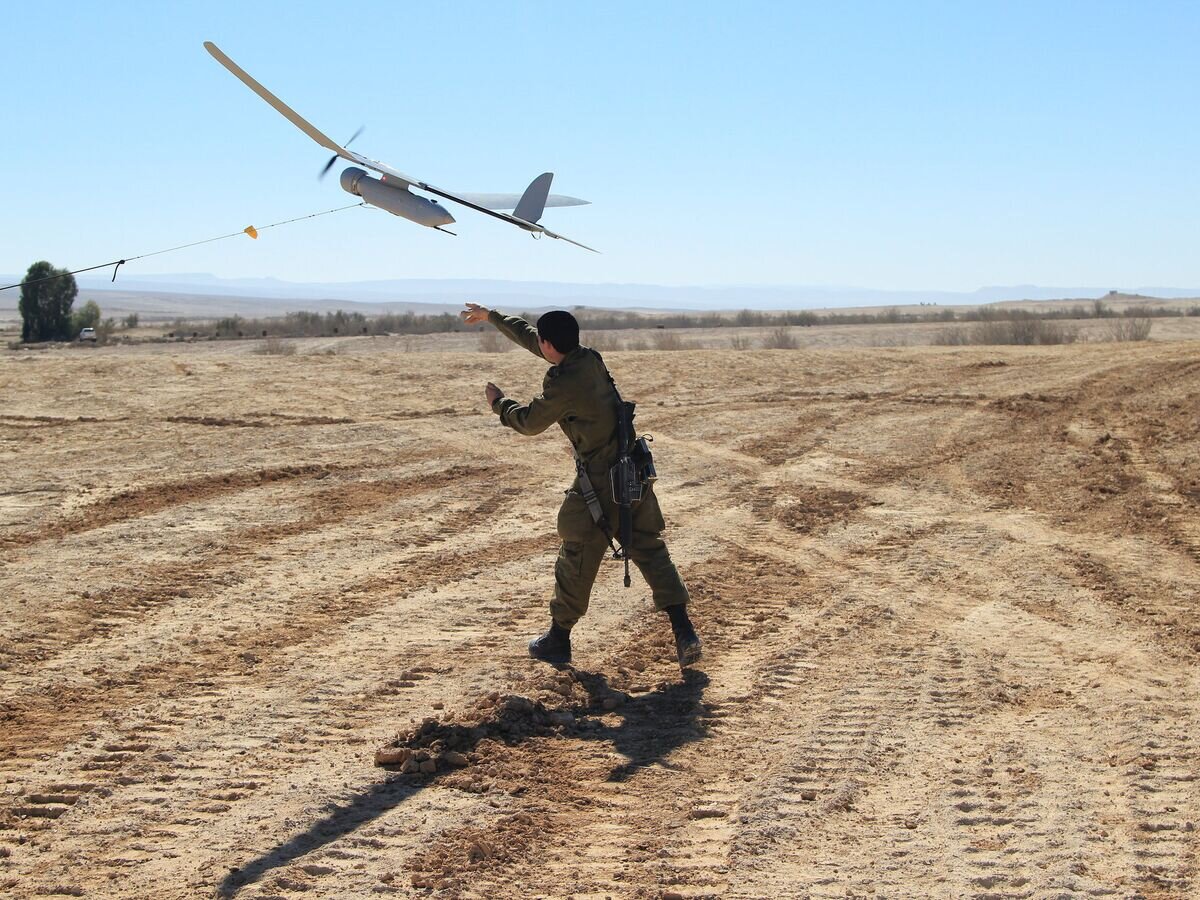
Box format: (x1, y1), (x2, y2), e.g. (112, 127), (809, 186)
(0, 201), (366, 292)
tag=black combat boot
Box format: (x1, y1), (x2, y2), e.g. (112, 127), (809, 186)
(528, 621), (572, 666)
(666, 604), (702, 668)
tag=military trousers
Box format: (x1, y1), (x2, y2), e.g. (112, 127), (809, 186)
(552, 475), (690, 629)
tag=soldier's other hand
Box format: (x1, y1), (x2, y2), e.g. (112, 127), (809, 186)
(485, 382), (504, 406)
(461, 302), (491, 325)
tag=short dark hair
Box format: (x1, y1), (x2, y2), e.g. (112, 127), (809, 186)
(536, 310), (580, 354)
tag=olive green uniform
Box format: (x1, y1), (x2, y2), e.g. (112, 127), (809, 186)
(488, 310), (690, 628)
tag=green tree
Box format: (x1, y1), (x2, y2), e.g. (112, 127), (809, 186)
(122, 313), (139, 329)
(18, 261), (78, 342)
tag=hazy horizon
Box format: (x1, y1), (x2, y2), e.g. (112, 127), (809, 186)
(4, 271), (1199, 325)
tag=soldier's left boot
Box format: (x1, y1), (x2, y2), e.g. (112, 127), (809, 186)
(529, 621), (572, 666)
(666, 604), (702, 668)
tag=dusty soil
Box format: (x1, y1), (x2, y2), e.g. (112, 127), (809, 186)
(1, 335), (1197, 899)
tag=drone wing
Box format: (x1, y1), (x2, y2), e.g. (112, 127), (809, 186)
(204, 41), (420, 186)
(205, 42), (338, 155)
(454, 193), (590, 210)
(204, 41), (596, 251)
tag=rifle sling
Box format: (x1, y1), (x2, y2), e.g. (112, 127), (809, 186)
(574, 455), (622, 557)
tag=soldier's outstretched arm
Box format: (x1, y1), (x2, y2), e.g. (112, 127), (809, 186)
(461, 303), (543, 357)
(461, 303), (542, 357)
(488, 309), (544, 359)
(492, 376), (571, 435)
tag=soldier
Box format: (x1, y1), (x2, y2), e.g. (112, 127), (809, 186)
(461, 302), (701, 668)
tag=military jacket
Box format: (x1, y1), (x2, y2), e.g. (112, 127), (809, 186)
(488, 310), (620, 473)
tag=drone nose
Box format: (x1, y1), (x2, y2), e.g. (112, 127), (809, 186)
(430, 201), (455, 227)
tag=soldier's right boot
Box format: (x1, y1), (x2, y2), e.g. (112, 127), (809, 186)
(666, 604), (702, 668)
(528, 621), (572, 666)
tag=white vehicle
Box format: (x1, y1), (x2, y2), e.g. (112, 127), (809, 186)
(78, 327), (97, 342)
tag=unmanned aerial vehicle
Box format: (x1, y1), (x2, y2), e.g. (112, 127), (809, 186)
(204, 42), (595, 251)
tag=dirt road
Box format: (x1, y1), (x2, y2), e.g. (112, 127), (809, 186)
(1, 337), (1197, 898)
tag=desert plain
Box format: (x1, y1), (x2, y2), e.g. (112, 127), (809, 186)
(1, 325), (1198, 899)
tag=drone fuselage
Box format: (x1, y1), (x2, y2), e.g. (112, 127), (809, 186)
(340, 166), (455, 228)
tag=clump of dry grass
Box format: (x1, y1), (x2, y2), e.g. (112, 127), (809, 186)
(478, 331), (511, 353)
(307, 343), (346, 356)
(254, 337), (297, 356)
(651, 330), (689, 350)
(584, 331), (624, 352)
(762, 327), (798, 350)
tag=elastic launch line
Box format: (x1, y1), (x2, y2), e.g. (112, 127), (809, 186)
(0, 202), (366, 292)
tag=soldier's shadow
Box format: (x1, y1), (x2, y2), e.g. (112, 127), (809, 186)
(572, 667), (711, 781)
(216, 668), (709, 897)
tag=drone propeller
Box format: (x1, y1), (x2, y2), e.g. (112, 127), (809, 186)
(319, 126), (364, 180)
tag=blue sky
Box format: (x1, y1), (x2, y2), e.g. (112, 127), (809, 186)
(1, 1), (1197, 290)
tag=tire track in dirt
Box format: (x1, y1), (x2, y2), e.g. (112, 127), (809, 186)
(1108, 689), (1199, 897)
(1113, 429), (1200, 563)
(395, 452), (972, 897)
(0, 464), (488, 684)
(164, 413), (355, 427)
(0, 513), (560, 897)
(706, 420), (1197, 898)
(0, 463), (340, 548)
(0, 473), (537, 765)
(4, 341), (1198, 898)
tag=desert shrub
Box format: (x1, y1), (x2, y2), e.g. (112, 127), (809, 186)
(728, 334), (751, 350)
(1107, 313), (1152, 342)
(868, 333), (910, 347)
(933, 327), (972, 346)
(255, 337), (296, 356)
(937, 316), (1078, 346)
(972, 317), (1075, 345)
(762, 327), (798, 349)
(651, 331), (688, 350)
(478, 330), (511, 353)
(215, 315), (245, 337)
(1188, 305), (1200, 317)
(625, 337), (649, 351)
(735, 309), (767, 327)
(122, 313), (140, 329)
(308, 343), (346, 356)
(584, 331), (623, 352)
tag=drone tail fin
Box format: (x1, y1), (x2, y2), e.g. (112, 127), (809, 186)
(513, 172), (554, 224)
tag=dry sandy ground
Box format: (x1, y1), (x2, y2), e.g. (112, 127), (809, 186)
(1, 335), (1198, 899)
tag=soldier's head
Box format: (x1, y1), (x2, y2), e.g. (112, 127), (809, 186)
(536, 310), (579, 362)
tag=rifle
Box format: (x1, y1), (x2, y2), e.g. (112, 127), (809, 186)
(574, 351), (657, 587)
(610, 400), (640, 587)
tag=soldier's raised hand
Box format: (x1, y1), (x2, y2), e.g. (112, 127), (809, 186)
(485, 382), (504, 406)
(461, 302), (491, 325)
